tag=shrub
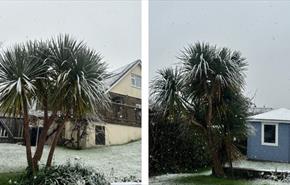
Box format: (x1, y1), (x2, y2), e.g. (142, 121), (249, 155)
(13, 162), (110, 185)
(111, 175), (141, 183)
(149, 112), (210, 176)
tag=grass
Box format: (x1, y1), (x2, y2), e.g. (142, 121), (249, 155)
(151, 167), (284, 185)
(175, 175), (250, 185)
(0, 172), (20, 185)
(0, 141), (141, 179)
(174, 175), (280, 185)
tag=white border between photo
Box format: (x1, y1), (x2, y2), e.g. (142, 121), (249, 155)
(141, 0), (149, 184)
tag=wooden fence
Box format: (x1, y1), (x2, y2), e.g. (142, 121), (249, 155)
(0, 117), (24, 143)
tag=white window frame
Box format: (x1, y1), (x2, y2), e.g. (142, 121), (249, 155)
(261, 122), (278, 146)
(131, 73), (141, 89)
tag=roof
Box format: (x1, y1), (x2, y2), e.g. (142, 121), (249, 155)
(104, 59), (141, 90)
(248, 108), (290, 123)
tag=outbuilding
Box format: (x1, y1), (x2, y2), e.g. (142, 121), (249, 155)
(247, 108), (290, 162)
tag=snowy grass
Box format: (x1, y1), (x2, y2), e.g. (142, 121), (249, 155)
(149, 170), (290, 185)
(230, 159), (290, 172)
(0, 140), (141, 181)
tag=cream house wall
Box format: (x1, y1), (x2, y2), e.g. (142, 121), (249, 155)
(110, 64), (141, 99)
(83, 122), (97, 148)
(64, 121), (141, 148)
(63, 121), (97, 148)
(85, 122), (141, 147)
(105, 123), (141, 145)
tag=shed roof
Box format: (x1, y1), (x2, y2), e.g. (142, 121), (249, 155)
(248, 108), (290, 123)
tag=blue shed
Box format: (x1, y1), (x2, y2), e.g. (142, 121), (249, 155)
(247, 108), (290, 162)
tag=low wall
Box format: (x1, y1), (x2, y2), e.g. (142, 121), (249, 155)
(223, 167), (290, 180)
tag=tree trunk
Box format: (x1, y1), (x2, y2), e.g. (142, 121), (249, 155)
(32, 98), (48, 164)
(207, 129), (224, 177)
(32, 122), (50, 169)
(22, 98), (35, 174)
(46, 122), (65, 167)
(77, 125), (80, 150)
(206, 95), (225, 177)
(226, 134), (234, 177)
(32, 97), (56, 170)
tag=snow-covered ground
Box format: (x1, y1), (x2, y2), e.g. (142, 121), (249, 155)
(149, 170), (290, 185)
(0, 141), (141, 181)
(231, 159), (290, 172)
(149, 170), (211, 185)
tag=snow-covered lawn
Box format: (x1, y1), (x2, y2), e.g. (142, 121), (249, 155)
(0, 141), (141, 181)
(149, 170), (290, 185)
(149, 170), (211, 185)
(231, 159), (290, 172)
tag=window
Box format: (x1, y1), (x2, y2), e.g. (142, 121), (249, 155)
(261, 123), (278, 146)
(131, 74), (141, 88)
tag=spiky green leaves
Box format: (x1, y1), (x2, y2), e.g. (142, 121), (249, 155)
(49, 35), (110, 118)
(150, 42), (248, 125)
(0, 34), (110, 119)
(0, 44), (47, 116)
(150, 67), (187, 118)
(179, 42), (247, 100)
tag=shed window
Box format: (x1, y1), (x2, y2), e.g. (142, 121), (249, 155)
(262, 123), (278, 146)
(131, 74), (141, 88)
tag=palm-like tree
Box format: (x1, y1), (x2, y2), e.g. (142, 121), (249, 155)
(45, 35), (110, 166)
(26, 40), (58, 169)
(0, 35), (110, 172)
(0, 44), (47, 173)
(151, 42), (248, 177)
(179, 42), (247, 176)
(150, 67), (188, 121)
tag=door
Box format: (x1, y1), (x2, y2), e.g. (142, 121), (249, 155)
(95, 126), (105, 145)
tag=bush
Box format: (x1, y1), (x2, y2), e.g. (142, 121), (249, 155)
(111, 175), (141, 183)
(13, 162), (110, 185)
(149, 112), (210, 176)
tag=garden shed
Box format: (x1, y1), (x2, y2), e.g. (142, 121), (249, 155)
(247, 108), (290, 162)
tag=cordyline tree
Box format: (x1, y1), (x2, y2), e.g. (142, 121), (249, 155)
(0, 34), (110, 174)
(150, 42), (249, 177)
(215, 89), (251, 176)
(150, 67), (188, 121)
(0, 45), (47, 172)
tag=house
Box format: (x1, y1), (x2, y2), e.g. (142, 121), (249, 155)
(248, 106), (274, 116)
(247, 108), (290, 162)
(63, 59), (142, 148)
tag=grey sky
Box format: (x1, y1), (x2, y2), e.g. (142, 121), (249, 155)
(0, 1), (141, 71)
(150, 1), (290, 109)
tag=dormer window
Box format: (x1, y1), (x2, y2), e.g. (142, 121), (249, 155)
(131, 74), (141, 88)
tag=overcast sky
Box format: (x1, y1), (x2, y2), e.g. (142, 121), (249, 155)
(150, 1), (290, 109)
(0, 1), (141, 71)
